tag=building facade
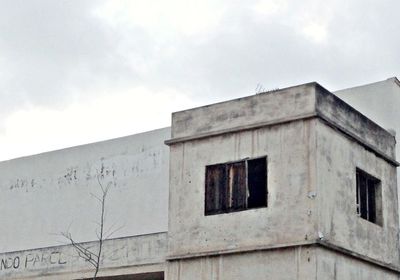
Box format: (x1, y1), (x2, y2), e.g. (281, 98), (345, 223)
(335, 77), (400, 219)
(0, 81), (399, 279)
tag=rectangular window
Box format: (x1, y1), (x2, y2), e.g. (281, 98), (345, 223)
(205, 156), (267, 215)
(356, 168), (382, 225)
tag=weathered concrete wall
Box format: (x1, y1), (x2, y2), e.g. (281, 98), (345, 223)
(168, 120), (318, 257)
(316, 85), (396, 161)
(2, 80), (398, 279)
(0, 232), (167, 279)
(166, 246), (316, 280)
(315, 247), (400, 280)
(335, 77), (400, 229)
(0, 127), (170, 253)
(167, 246), (400, 280)
(315, 119), (399, 266)
(170, 83), (316, 139)
(334, 78), (400, 143)
(167, 81), (400, 279)
(169, 82), (396, 162)
(167, 82), (397, 259)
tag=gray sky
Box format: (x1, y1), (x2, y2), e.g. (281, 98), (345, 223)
(0, 0), (399, 160)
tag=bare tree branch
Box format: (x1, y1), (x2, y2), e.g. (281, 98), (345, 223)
(61, 173), (117, 280)
(60, 231), (99, 268)
(105, 224), (124, 240)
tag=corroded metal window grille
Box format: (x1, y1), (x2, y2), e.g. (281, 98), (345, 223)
(356, 168), (382, 225)
(205, 156), (267, 215)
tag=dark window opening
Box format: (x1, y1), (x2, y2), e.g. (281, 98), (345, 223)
(356, 168), (382, 225)
(205, 156), (267, 215)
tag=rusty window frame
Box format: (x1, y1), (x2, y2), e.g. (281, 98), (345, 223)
(205, 156), (268, 215)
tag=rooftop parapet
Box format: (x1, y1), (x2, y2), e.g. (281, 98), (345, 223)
(166, 82), (397, 166)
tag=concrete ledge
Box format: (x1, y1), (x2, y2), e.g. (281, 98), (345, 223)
(166, 240), (316, 261)
(166, 117), (398, 167)
(167, 239), (400, 274)
(165, 112), (317, 145)
(0, 232), (167, 280)
(315, 84), (396, 161)
(316, 115), (399, 166)
(316, 240), (400, 274)
(166, 82), (398, 166)
(170, 83), (317, 139)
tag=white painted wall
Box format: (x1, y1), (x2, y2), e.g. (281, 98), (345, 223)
(0, 127), (170, 253)
(335, 77), (400, 164)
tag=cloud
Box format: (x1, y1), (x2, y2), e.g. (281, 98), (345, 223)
(93, 0), (226, 37)
(0, 0), (132, 111)
(2, 0), (399, 107)
(0, 85), (198, 160)
(0, 0), (399, 158)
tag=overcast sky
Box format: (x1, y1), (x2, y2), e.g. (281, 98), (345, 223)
(0, 0), (399, 160)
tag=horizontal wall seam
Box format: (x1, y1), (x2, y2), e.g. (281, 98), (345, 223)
(317, 240), (400, 274)
(316, 112), (399, 167)
(6, 262), (166, 280)
(165, 112), (317, 145)
(165, 113), (399, 166)
(166, 240), (316, 260)
(0, 231), (168, 256)
(167, 240), (400, 274)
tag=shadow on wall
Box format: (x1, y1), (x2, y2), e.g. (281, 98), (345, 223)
(81, 271), (164, 280)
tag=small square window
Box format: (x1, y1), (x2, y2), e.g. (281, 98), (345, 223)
(356, 168), (382, 225)
(205, 156), (267, 215)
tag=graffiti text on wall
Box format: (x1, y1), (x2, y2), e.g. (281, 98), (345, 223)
(0, 251), (66, 271)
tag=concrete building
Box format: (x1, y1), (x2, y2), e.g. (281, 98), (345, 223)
(335, 77), (400, 213)
(0, 81), (399, 279)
